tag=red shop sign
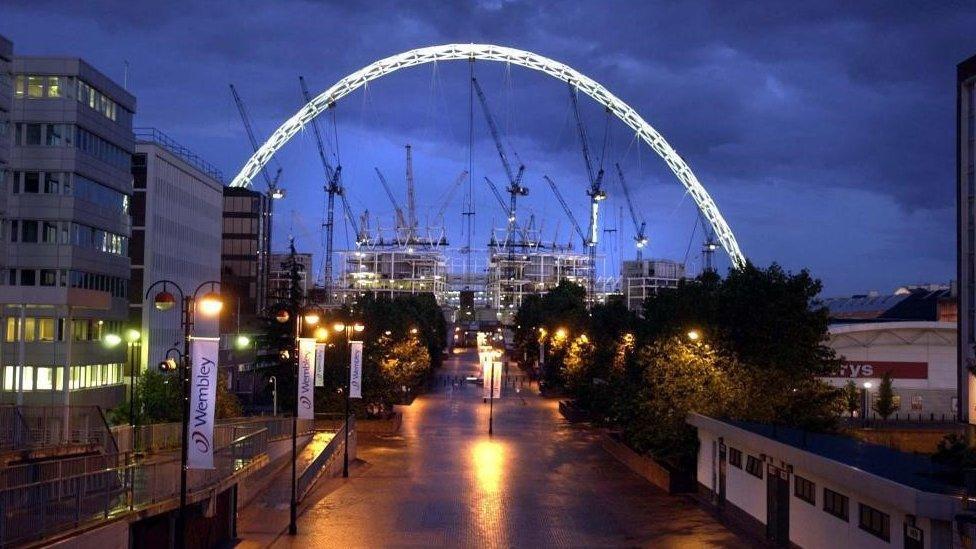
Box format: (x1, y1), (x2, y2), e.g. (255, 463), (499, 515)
(835, 361), (928, 379)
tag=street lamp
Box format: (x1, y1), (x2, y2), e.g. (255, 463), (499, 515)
(269, 375), (278, 417)
(687, 329), (701, 342)
(334, 320), (365, 478)
(145, 279), (223, 549)
(862, 381), (873, 424)
(276, 303), (323, 536)
(125, 329), (142, 428)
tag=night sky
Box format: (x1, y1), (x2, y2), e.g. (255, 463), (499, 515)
(4, 1), (974, 296)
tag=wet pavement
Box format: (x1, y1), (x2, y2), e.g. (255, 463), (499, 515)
(273, 348), (748, 548)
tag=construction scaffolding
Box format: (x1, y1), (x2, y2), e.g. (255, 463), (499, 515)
(338, 247), (449, 303)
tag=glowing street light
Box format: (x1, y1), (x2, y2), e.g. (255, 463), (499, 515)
(314, 327), (329, 341)
(103, 333), (122, 348)
(235, 334), (252, 349)
(198, 292), (224, 317)
(687, 330), (701, 342)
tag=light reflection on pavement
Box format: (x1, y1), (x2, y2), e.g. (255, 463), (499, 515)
(273, 348), (748, 548)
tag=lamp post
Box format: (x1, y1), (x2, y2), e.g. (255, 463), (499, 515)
(333, 320), (365, 478)
(862, 381), (873, 425)
(276, 304), (324, 536)
(145, 279), (223, 549)
(269, 375), (278, 417)
(125, 329), (141, 427)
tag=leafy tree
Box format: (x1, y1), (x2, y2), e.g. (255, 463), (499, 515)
(872, 372), (897, 419)
(110, 368), (243, 425)
(843, 380), (860, 417)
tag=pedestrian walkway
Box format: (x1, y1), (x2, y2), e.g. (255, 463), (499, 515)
(235, 431), (335, 548)
(270, 348), (748, 548)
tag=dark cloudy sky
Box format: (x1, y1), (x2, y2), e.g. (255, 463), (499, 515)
(3, 1), (974, 296)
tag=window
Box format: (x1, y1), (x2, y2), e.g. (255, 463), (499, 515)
(24, 123), (42, 145)
(21, 221), (38, 243)
(46, 76), (62, 98)
(23, 171), (39, 193)
(27, 76), (43, 98)
(37, 318), (55, 342)
(42, 222), (58, 243)
(745, 455), (763, 479)
(859, 503), (889, 541)
(911, 395), (923, 411)
(14, 75), (24, 98)
(19, 270), (36, 287)
(728, 447), (742, 468)
(794, 475), (815, 505)
(39, 269), (57, 287)
(823, 488), (849, 521)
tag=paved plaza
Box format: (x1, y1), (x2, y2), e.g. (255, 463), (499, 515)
(273, 349), (748, 548)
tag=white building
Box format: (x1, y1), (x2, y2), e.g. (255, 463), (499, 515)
(621, 258), (684, 312)
(691, 413), (965, 548)
(129, 128), (223, 372)
(824, 321), (957, 419)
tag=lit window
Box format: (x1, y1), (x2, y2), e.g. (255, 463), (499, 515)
(14, 75), (24, 98)
(38, 318), (55, 340)
(46, 76), (61, 98)
(27, 76), (43, 98)
(22, 366), (34, 390)
(36, 367), (53, 390)
(2, 366), (13, 390)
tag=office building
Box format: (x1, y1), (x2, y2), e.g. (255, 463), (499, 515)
(129, 128), (223, 372)
(621, 259), (685, 312)
(221, 186), (270, 329)
(0, 40), (136, 410)
(959, 53), (976, 424)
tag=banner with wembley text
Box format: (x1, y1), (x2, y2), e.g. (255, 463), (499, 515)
(297, 338), (316, 419)
(315, 343), (326, 387)
(349, 341), (363, 399)
(188, 337), (219, 470)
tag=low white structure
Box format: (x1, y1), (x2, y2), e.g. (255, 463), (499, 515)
(690, 413), (967, 548)
(824, 322), (957, 419)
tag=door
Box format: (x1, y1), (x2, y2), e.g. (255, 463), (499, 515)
(766, 464), (789, 546)
(903, 516), (924, 549)
(717, 440), (727, 507)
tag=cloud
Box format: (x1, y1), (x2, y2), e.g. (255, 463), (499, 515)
(1, 0), (970, 294)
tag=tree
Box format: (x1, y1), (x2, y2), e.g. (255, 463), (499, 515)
(872, 372), (897, 419)
(843, 380), (860, 417)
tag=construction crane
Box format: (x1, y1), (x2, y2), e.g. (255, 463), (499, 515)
(614, 163), (648, 261)
(472, 78), (528, 240)
(485, 177), (532, 244)
(543, 175), (588, 246)
(701, 216), (718, 272)
(405, 144), (417, 240)
(300, 76), (362, 301)
(434, 170), (469, 225)
(374, 168), (407, 238)
(569, 84), (607, 303)
(230, 83), (283, 313)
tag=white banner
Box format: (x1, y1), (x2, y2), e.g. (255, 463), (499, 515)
(188, 337), (219, 470)
(349, 341), (363, 399)
(297, 338), (316, 419)
(314, 343), (326, 387)
(483, 360), (502, 399)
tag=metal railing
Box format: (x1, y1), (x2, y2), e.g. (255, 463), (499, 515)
(0, 427), (268, 547)
(0, 406), (116, 453)
(111, 416), (314, 454)
(296, 416), (352, 501)
(1, 452), (132, 490)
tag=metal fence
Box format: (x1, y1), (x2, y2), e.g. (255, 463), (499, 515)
(111, 416), (314, 454)
(0, 405), (116, 453)
(0, 427), (268, 547)
(296, 416), (352, 501)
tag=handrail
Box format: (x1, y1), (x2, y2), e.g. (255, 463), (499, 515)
(297, 415), (354, 500)
(0, 427), (269, 546)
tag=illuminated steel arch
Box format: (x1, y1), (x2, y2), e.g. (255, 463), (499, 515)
(229, 44), (745, 268)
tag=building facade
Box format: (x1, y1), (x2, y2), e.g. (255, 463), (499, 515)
(692, 413), (964, 548)
(221, 186), (270, 329)
(129, 128), (223, 372)
(621, 258), (685, 312)
(824, 321), (957, 419)
(958, 54), (976, 424)
(0, 47), (135, 410)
